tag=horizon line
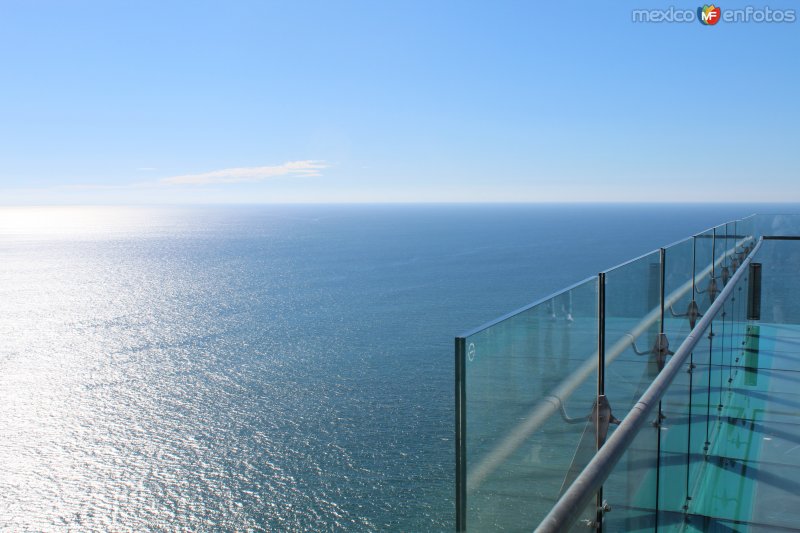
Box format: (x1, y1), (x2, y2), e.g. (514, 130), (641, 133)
(2, 200), (800, 208)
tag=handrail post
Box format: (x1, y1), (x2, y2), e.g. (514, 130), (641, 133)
(654, 247), (667, 529)
(455, 337), (467, 532)
(596, 272), (606, 531)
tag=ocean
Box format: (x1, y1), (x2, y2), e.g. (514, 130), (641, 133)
(0, 204), (790, 531)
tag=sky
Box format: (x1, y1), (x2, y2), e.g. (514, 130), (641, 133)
(0, 1), (798, 204)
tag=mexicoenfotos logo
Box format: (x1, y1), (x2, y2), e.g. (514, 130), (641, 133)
(632, 5), (797, 24)
(698, 4), (721, 25)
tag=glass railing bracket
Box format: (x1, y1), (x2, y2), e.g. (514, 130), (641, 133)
(697, 277), (719, 302)
(581, 501), (610, 530)
(628, 332), (674, 370)
(653, 333), (674, 371)
(592, 395), (620, 448)
(670, 299), (702, 329)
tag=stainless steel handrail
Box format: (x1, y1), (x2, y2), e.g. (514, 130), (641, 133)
(534, 237), (763, 533)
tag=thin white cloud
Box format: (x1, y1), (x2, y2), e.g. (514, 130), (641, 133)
(160, 160), (327, 186)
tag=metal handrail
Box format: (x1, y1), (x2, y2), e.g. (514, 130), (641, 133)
(534, 237), (763, 533)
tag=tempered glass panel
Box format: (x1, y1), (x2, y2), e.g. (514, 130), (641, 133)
(712, 295), (732, 411)
(684, 271), (754, 519)
(657, 354), (692, 521)
(653, 239), (695, 521)
(731, 270), (747, 377)
(694, 228), (716, 318)
(685, 312), (723, 514)
(753, 213), (800, 237)
(739, 214), (757, 244)
(603, 426), (659, 532)
(724, 221), (736, 287)
(663, 237), (695, 349)
(601, 250), (661, 529)
(757, 240), (800, 325)
(568, 500), (599, 533)
(732, 221), (749, 357)
(463, 277), (598, 531)
(713, 224), (728, 279)
(603, 250), (662, 406)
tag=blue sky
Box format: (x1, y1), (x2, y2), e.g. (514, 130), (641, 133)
(1, 1), (798, 204)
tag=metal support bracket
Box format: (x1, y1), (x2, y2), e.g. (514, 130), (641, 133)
(696, 276), (719, 303)
(581, 501), (611, 530)
(721, 265), (730, 286)
(626, 333), (675, 371)
(593, 395), (621, 448)
(555, 396), (590, 425)
(653, 333), (674, 371)
(670, 300), (702, 329)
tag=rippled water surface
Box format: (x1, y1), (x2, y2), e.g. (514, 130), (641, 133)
(0, 204), (772, 531)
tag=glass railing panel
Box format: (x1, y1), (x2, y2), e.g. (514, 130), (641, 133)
(603, 424), (660, 532)
(602, 250), (662, 372)
(732, 219), (757, 321)
(718, 274), (743, 415)
(656, 237), (695, 522)
(727, 220), (737, 271)
(654, 242), (800, 532)
(722, 221), (739, 270)
(676, 262), (748, 525)
(601, 250), (661, 531)
(739, 217), (758, 269)
(710, 290), (731, 417)
(567, 501), (600, 533)
(686, 339), (713, 528)
(461, 277), (598, 531)
(730, 260), (747, 378)
(718, 236), (735, 406)
(738, 214), (757, 243)
(713, 224), (729, 280)
(693, 228), (716, 319)
(753, 213), (800, 237)
(734, 271), (749, 368)
(655, 355), (692, 527)
(724, 222), (736, 289)
(663, 237), (695, 350)
(757, 239), (800, 324)
(684, 265), (789, 529)
(682, 301), (729, 530)
(750, 214), (769, 238)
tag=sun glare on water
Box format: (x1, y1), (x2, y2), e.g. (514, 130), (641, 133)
(0, 206), (157, 239)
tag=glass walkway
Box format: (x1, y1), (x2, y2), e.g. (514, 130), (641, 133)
(455, 214), (800, 532)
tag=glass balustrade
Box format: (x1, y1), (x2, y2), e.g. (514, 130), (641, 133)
(457, 278), (598, 531)
(456, 214), (800, 532)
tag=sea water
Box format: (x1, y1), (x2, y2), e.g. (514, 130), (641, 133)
(0, 204), (787, 531)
